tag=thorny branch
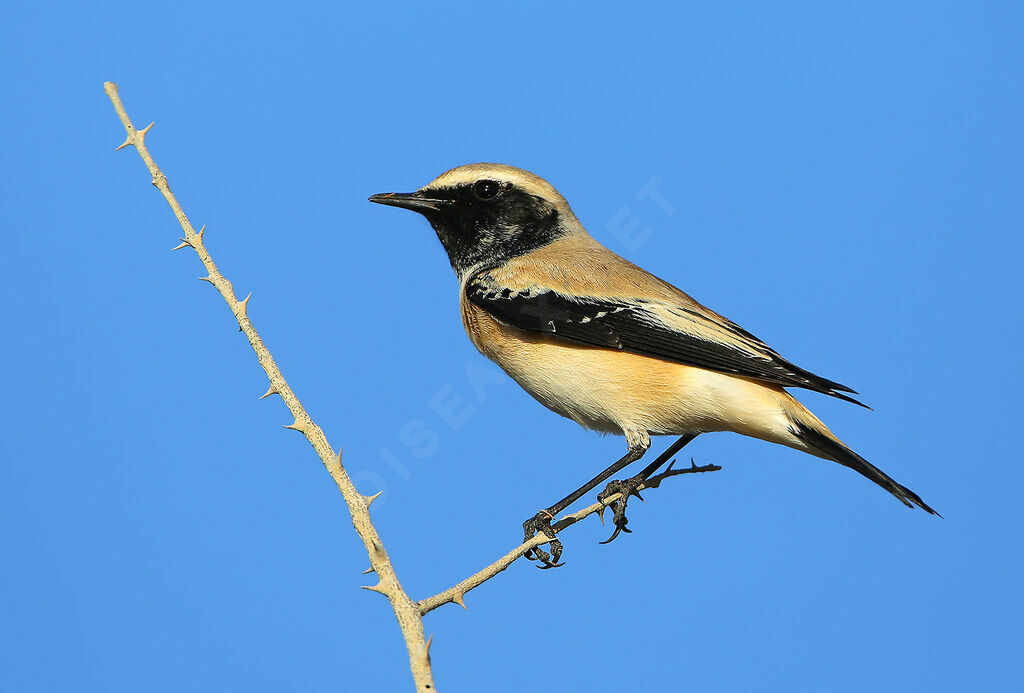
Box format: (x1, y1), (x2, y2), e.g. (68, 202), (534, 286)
(103, 81), (720, 691)
(102, 81), (438, 691)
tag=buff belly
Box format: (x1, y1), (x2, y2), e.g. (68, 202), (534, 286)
(461, 299), (801, 450)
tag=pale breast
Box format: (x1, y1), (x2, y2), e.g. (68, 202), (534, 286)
(462, 297), (704, 436)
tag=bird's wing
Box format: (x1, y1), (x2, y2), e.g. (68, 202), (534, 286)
(465, 255), (864, 406)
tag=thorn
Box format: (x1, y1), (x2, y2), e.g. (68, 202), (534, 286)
(451, 592), (467, 610)
(361, 566), (376, 575)
(171, 239), (190, 251)
(361, 582), (389, 595)
(258, 385), (278, 400)
(136, 122), (154, 143)
(362, 490), (383, 508)
(238, 292), (252, 317)
(114, 135), (133, 151)
(420, 634), (434, 665)
(283, 419), (307, 433)
(596, 505), (606, 525)
(196, 224), (206, 242)
(198, 276), (213, 283)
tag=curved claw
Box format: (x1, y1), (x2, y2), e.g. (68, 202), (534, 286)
(523, 514), (565, 568)
(537, 559), (566, 569)
(597, 476), (647, 545)
(599, 520), (633, 544)
(548, 539), (563, 565)
(526, 540), (565, 568)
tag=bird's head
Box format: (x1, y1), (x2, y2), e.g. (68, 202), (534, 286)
(369, 163), (579, 276)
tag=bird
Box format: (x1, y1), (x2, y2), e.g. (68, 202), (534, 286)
(369, 163), (937, 567)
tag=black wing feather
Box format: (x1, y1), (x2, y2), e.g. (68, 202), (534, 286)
(467, 278), (865, 406)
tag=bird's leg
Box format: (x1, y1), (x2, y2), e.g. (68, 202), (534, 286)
(598, 434), (698, 544)
(523, 443), (649, 568)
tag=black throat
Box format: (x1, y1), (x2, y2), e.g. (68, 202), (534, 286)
(420, 184), (566, 276)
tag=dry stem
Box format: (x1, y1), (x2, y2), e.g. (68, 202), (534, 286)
(103, 82), (436, 691)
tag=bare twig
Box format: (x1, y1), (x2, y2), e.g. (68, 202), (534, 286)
(103, 82), (436, 692)
(417, 460), (720, 615)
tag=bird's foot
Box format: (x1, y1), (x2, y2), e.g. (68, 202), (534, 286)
(522, 510), (565, 569)
(596, 473), (649, 544)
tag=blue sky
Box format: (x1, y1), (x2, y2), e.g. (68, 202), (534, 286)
(2, 2), (1022, 691)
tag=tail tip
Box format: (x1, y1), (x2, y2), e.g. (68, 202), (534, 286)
(790, 419), (939, 517)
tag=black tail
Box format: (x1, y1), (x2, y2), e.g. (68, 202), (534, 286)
(791, 420), (940, 516)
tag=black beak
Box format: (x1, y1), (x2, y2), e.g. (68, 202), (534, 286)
(368, 191), (446, 214)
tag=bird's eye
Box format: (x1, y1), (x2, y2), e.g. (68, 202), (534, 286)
(473, 180), (501, 200)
